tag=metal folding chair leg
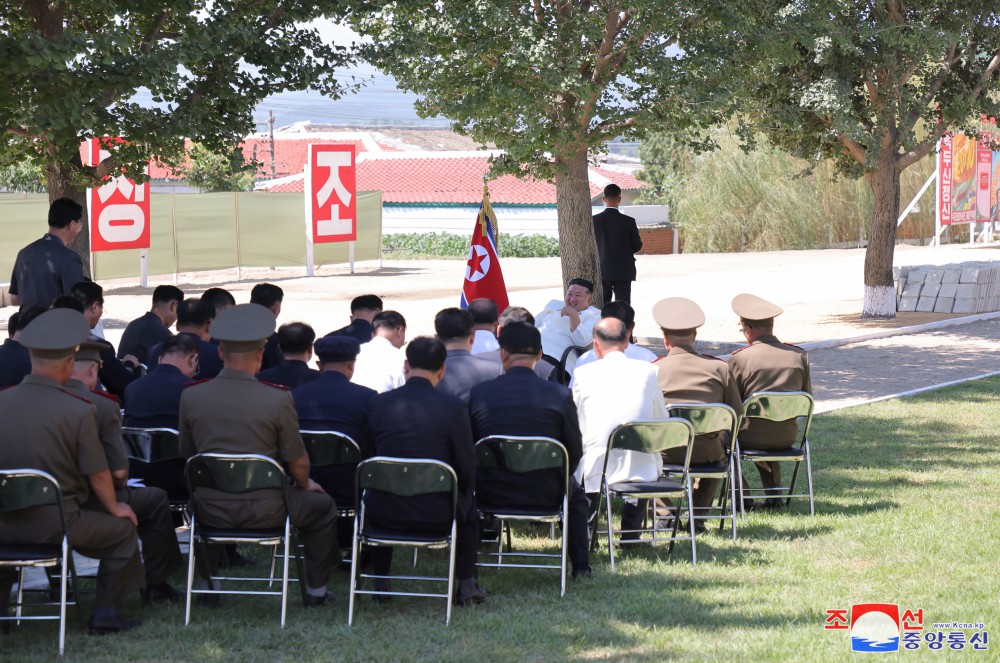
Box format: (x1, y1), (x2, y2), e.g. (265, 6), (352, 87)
(805, 441), (815, 516)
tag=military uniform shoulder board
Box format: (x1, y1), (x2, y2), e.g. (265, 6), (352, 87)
(0, 385), (14, 392)
(257, 379), (289, 391)
(184, 378), (214, 388)
(90, 389), (121, 404)
(652, 355), (667, 365)
(785, 342), (806, 350)
(730, 345), (751, 356)
(700, 353), (727, 362)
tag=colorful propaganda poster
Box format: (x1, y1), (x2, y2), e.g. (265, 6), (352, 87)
(951, 133), (977, 223)
(991, 151), (1000, 225)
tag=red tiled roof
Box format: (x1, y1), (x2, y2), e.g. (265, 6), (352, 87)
(260, 154), (647, 205)
(142, 136), (398, 180)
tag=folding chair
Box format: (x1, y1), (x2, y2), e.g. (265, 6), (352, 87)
(300, 430), (361, 526)
(183, 453), (305, 628)
(554, 344), (592, 385)
(348, 457), (458, 626)
(595, 418), (696, 571)
(665, 403), (740, 539)
(0, 469), (82, 656)
(474, 436), (569, 596)
(735, 391), (815, 516)
(121, 427), (188, 522)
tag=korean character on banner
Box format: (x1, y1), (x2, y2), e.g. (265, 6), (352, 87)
(901, 608), (924, 631)
(824, 609), (848, 630)
(924, 631), (945, 650)
(970, 631), (989, 650)
(947, 632), (967, 650)
(902, 633), (922, 650)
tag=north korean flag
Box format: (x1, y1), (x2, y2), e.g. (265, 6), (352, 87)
(460, 184), (509, 312)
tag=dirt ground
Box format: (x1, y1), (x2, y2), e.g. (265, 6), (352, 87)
(5, 242), (1000, 409)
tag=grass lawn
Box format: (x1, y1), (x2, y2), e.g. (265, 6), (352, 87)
(4, 378), (999, 661)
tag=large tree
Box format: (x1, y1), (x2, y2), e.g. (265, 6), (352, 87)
(0, 2), (351, 272)
(725, 1), (1000, 317)
(349, 2), (723, 301)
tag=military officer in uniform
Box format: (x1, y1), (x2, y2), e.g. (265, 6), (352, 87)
(652, 298), (743, 529)
(64, 342), (183, 600)
(728, 294), (811, 506)
(0, 309), (145, 633)
(178, 304), (340, 607)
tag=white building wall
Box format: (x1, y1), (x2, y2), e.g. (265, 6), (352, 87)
(383, 205), (563, 237)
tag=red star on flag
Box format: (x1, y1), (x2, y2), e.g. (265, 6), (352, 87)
(467, 246), (487, 278)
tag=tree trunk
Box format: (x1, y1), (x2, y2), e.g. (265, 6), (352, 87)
(861, 153), (900, 318)
(554, 148), (603, 305)
(45, 152), (91, 278)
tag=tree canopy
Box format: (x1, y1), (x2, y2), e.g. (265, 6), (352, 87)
(720, 1), (1000, 316)
(349, 1), (727, 298)
(0, 2), (353, 267)
(184, 144), (256, 193)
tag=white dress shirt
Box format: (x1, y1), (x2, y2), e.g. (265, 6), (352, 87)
(351, 335), (405, 393)
(574, 342), (657, 371)
(535, 300), (601, 360)
(571, 351), (667, 492)
(470, 329), (500, 355)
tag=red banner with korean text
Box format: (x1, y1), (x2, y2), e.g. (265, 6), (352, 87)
(306, 144), (356, 243)
(84, 138), (150, 251)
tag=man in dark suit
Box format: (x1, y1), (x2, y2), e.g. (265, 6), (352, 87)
(123, 333), (200, 429)
(0, 306), (45, 388)
(435, 307), (501, 403)
(147, 298), (222, 380)
(250, 283), (284, 371)
(257, 322), (320, 389)
(468, 323), (592, 578)
(8, 198), (85, 310)
(592, 183), (642, 304)
(118, 285), (184, 366)
(362, 337), (484, 605)
(325, 294), (383, 344)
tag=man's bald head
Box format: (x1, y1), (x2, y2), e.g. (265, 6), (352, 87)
(592, 317), (628, 358)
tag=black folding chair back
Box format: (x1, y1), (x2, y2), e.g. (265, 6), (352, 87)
(666, 403), (740, 539)
(183, 453), (304, 628)
(300, 430), (361, 511)
(121, 427), (188, 512)
(554, 344), (592, 385)
(475, 436), (569, 595)
(736, 391), (816, 516)
(596, 418), (697, 571)
(349, 457), (458, 625)
(0, 469), (81, 656)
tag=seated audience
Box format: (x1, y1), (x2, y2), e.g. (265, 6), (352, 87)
(250, 283), (284, 371)
(351, 310), (407, 393)
(147, 298), (222, 380)
(575, 301), (656, 369)
(535, 278), (601, 370)
(435, 307), (501, 403)
(326, 294), (383, 344)
(257, 322), (320, 389)
(468, 298), (500, 354)
(123, 333), (200, 429)
(118, 285), (184, 365)
(0, 306), (45, 388)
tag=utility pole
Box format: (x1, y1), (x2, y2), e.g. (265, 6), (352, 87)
(268, 110), (276, 179)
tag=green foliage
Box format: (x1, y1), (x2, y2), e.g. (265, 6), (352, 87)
(636, 133), (695, 209)
(0, 160), (45, 193)
(0, 3), (355, 189)
(383, 233), (559, 259)
(661, 128), (937, 252)
(184, 144), (256, 193)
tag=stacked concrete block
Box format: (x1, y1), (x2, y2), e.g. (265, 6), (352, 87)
(895, 262), (1000, 314)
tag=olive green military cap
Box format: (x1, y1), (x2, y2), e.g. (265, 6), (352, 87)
(74, 341), (105, 364)
(653, 297), (705, 333)
(731, 293), (783, 323)
(20, 309), (91, 359)
(209, 303), (276, 352)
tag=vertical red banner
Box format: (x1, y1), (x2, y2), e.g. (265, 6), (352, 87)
(85, 138), (151, 252)
(306, 144), (356, 243)
(938, 133), (953, 226)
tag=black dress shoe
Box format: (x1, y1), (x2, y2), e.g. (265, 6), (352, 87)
(454, 581), (487, 606)
(141, 582), (184, 603)
(572, 566), (593, 580)
(687, 520), (708, 535)
(763, 498), (786, 510)
(372, 578), (393, 604)
(303, 590), (335, 608)
(87, 614), (142, 635)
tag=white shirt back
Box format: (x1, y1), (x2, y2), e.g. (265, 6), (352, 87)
(351, 335), (405, 393)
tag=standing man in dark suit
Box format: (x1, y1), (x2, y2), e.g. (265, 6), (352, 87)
(118, 285), (184, 366)
(250, 283), (284, 371)
(435, 307), (501, 403)
(468, 323), (592, 578)
(362, 337), (485, 606)
(8, 198), (85, 310)
(592, 183), (642, 304)
(257, 322), (321, 389)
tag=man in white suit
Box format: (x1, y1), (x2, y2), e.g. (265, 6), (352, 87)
(572, 317), (666, 543)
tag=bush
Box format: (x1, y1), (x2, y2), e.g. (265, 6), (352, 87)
(382, 232), (559, 258)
